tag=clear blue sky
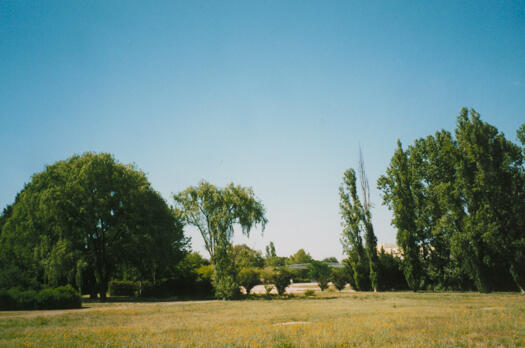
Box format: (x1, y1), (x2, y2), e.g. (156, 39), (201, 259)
(1, 1), (524, 260)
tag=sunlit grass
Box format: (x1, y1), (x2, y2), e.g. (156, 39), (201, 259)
(1, 291), (524, 347)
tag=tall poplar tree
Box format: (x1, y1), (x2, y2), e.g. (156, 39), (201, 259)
(340, 168), (370, 291)
(358, 149), (380, 292)
(378, 141), (423, 291)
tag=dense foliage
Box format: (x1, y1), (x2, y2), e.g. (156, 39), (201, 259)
(0, 153), (188, 300)
(378, 109), (525, 292)
(174, 182), (267, 299)
(0, 285), (81, 310)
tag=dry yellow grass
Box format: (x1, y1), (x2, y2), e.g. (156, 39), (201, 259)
(1, 291), (524, 347)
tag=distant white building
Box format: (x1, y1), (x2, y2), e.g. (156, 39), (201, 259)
(378, 243), (402, 257)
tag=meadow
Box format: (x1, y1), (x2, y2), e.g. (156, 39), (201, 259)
(1, 287), (524, 348)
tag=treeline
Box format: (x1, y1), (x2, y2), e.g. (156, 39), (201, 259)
(1, 108), (523, 306)
(377, 109), (525, 292)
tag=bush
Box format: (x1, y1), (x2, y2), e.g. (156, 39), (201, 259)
(109, 280), (138, 297)
(9, 289), (37, 310)
(290, 268), (310, 283)
(304, 289), (315, 297)
(272, 267), (292, 296)
(331, 269), (348, 291)
(261, 269), (275, 295)
(36, 285), (82, 309)
(309, 261), (332, 291)
(0, 286), (81, 310)
(0, 289), (15, 309)
(238, 268), (260, 295)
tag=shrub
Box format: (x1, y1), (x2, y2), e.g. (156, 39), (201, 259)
(109, 280), (138, 297)
(309, 261), (332, 291)
(0, 289), (15, 310)
(36, 285), (82, 309)
(9, 289), (37, 310)
(272, 267), (292, 296)
(261, 269), (275, 295)
(290, 268), (310, 283)
(304, 289), (315, 297)
(238, 268), (260, 295)
(331, 269), (348, 291)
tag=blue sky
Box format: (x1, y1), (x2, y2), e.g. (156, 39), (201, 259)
(1, 1), (524, 260)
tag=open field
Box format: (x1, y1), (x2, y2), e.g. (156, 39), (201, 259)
(1, 289), (525, 348)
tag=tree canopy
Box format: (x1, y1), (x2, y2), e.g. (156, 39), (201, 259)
(173, 181), (267, 299)
(0, 153), (187, 299)
(378, 109), (525, 292)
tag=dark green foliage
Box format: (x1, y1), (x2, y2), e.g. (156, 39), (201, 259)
(0, 286), (81, 310)
(331, 268), (348, 291)
(271, 267), (292, 296)
(377, 249), (408, 291)
(304, 289), (315, 297)
(8, 289), (37, 310)
(109, 280), (138, 297)
(378, 109), (525, 292)
(378, 141), (423, 291)
(340, 169), (372, 291)
(0, 153), (188, 300)
(323, 257), (339, 263)
(308, 261), (332, 291)
(238, 268), (260, 295)
(36, 285), (82, 309)
(342, 259), (357, 290)
(290, 268), (310, 283)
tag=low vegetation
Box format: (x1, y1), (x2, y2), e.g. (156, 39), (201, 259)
(1, 292), (524, 347)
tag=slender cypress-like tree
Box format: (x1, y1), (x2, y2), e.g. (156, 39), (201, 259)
(340, 168), (370, 291)
(358, 149), (380, 292)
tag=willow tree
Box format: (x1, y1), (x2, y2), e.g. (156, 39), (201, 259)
(174, 181), (267, 299)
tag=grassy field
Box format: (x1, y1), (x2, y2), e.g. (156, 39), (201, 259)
(1, 289), (524, 347)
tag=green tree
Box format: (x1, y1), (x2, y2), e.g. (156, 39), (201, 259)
(339, 168), (370, 291)
(331, 268), (348, 291)
(358, 149), (381, 292)
(173, 181), (267, 299)
(231, 244), (265, 271)
(287, 249), (313, 265)
(238, 268), (260, 295)
(308, 261), (332, 291)
(271, 267), (292, 296)
(378, 141), (423, 291)
(264, 242), (285, 267)
(455, 109), (525, 292)
(0, 153), (187, 299)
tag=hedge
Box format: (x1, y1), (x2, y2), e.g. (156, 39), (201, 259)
(0, 285), (81, 310)
(109, 280), (138, 297)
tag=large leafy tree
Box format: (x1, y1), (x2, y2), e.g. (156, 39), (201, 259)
(286, 249), (313, 265)
(379, 109), (525, 292)
(173, 181), (267, 299)
(455, 109), (525, 292)
(377, 141), (423, 291)
(0, 153), (187, 299)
